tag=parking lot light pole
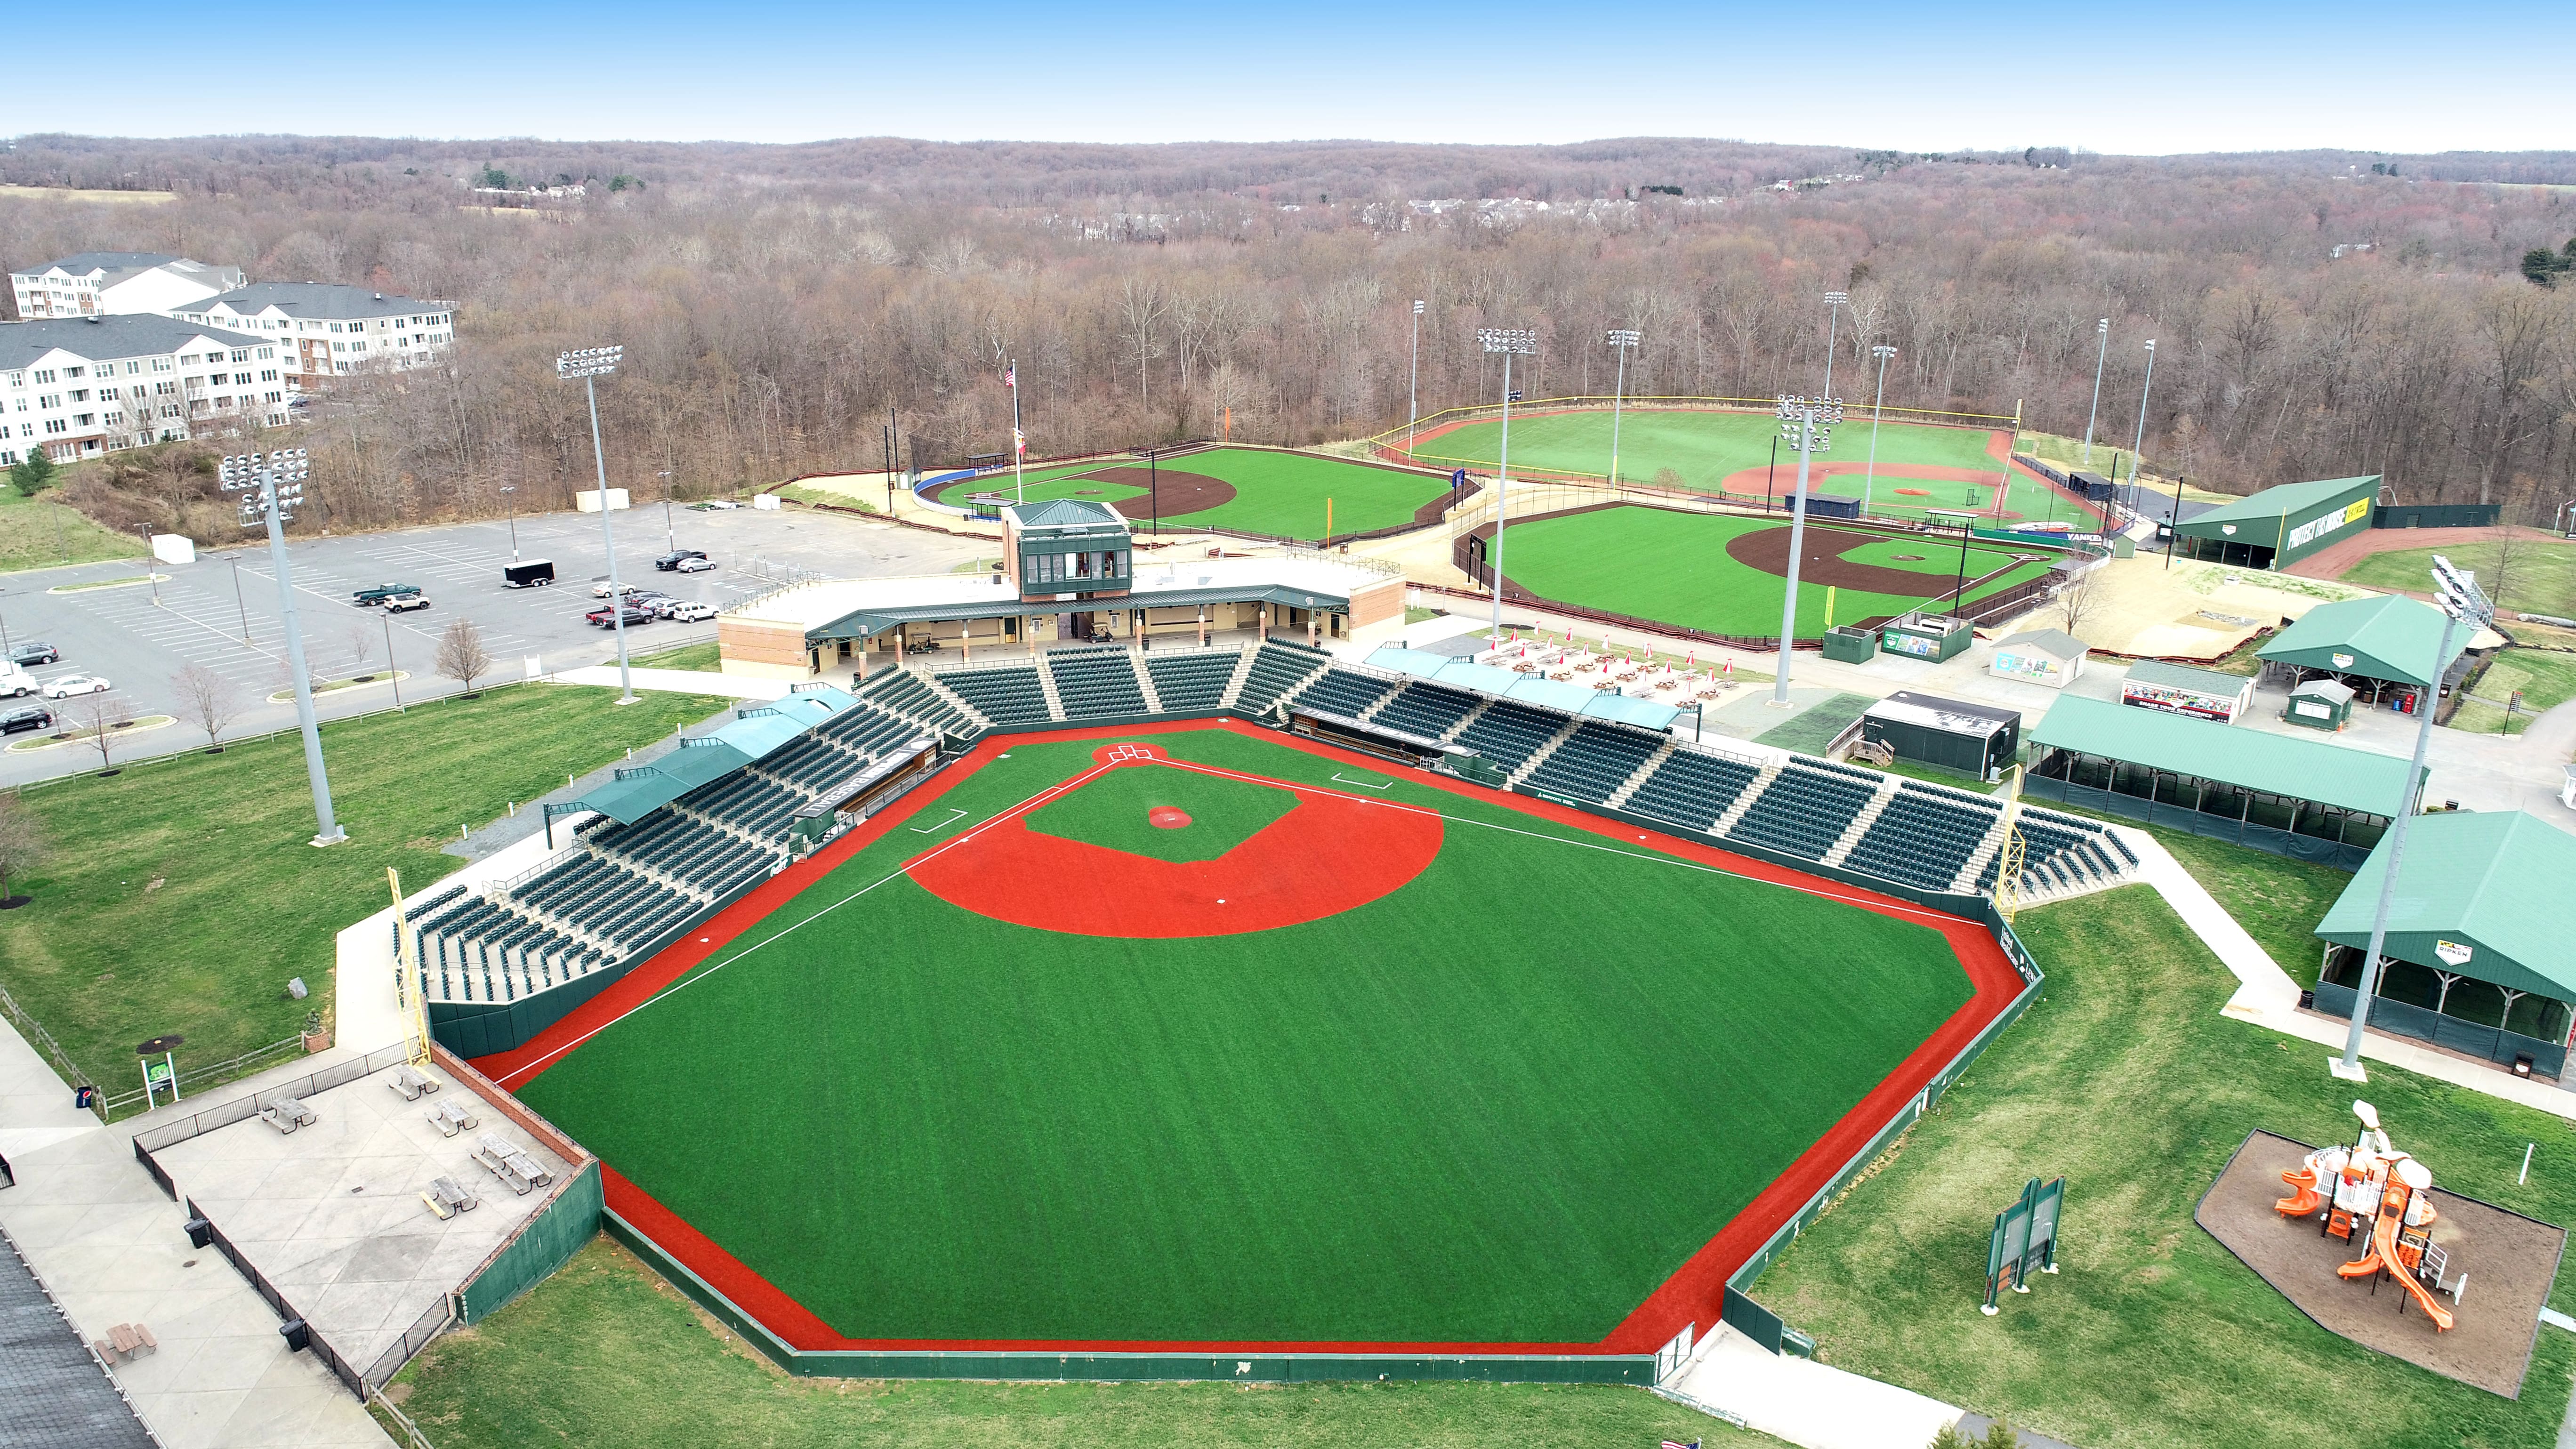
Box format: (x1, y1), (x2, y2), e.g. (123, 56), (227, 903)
(220, 449), (344, 845)
(1477, 329), (1538, 644)
(228, 559), (251, 642)
(1605, 329), (1641, 485)
(559, 346), (636, 705)
(2337, 555), (2493, 1081)
(1771, 394), (1841, 704)
(500, 485), (519, 562)
(1863, 345), (1896, 516)
(382, 610), (402, 709)
(658, 470), (676, 552)
(2082, 318), (2109, 465)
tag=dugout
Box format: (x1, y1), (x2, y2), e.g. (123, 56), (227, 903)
(2254, 594), (2481, 712)
(2121, 659), (2254, 724)
(2170, 475), (2382, 571)
(2313, 810), (2576, 1078)
(2068, 470), (2117, 503)
(2027, 694), (2417, 868)
(1860, 691), (2020, 781)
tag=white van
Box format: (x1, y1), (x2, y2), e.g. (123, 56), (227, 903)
(0, 665), (37, 699)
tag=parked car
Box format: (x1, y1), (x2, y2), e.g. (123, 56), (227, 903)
(0, 705), (52, 735)
(590, 580), (645, 598)
(584, 605), (653, 628)
(9, 642), (60, 667)
(42, 674), (110, 699)
(0, 667), (36, 698)
(699, 499), (740, 510)
(653, 549), (708, 571)
(382, 593), (432, 613)
(665, 601), (718, 623)
(352, 583), (421, 606)
(674, 556), (716, 574)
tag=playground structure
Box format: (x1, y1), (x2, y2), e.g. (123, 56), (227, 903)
(2273, 1101), (2461, 1331)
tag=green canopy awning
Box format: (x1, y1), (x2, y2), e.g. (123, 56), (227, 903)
(2316, 810), (2576, 999)
(2256, 594), (2466, 688)
(2029, 695), (2420, 818)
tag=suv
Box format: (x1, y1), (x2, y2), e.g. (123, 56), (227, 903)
(674, 556), (716, 574)
(585, 604), (653, 628)
(382, 593), (432, 613)
(663, 601), (718, 623)
(352, 583), (421, 606)
(654, 549), (708, 572)
(0, 704), (51, 735)
(9, 642), (59, 667)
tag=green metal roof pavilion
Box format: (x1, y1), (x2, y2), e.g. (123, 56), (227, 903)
(2316, 810), (2576, 1000)
(2171, 475), (2381, 569)
(2029, 695), (2422, 818)
(2255, 594), (2468, 689)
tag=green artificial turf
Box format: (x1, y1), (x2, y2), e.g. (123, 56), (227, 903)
(932, 449), (1453, 540)
(1491, 507), (2052, 636)
(380, 1239), (1790, 1449)
(1025, 763), (1298, 863)
(1752, 693), (1879, 756)
(1753, 883), (2576, 1449)
(520, 727), (1975, 1346)
(0, 684), (733, 1100)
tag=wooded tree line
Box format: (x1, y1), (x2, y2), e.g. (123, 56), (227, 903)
(5, 134), (2576, 535)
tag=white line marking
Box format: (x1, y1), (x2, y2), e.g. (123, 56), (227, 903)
(909, 807), (968, 834)
(1328, 772), (1392, 791)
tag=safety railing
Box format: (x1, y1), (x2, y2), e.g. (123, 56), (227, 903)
(188, 1194), (370, 1398)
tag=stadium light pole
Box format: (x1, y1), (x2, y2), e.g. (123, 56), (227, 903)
(2125, 340), (2157, 521)
(1605, 328), (1641, 485)
(2335, 555), (2492, 1082)
(1862, 345), (1896, 517)
(499, 485), (519, 562)
(558, 346), (636, 705)
(1407, 300), (1425, 451)
(2082, 318), (2109, 466)
(219, 449), (345, 845)
(1819, 291), (1849, 403)
(1478, 329), (1538, 644)
(1006, 359), (1026, 505)
(1771, 394), (1839, 705)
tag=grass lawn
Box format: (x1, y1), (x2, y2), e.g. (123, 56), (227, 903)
(933, 449), (1452, 541)
(379, 1237), (1786, 1449)
(1414, 409), (2002, 485)
(518, 727), (1974, 1345)
(2343, 538), (2576, 621)
(0, 683), (732, 1098)
(1495, 507), (2051, 636)
(2452, 648), (2576, 735)
(1754, 882), (2576, 1449)
(631, 641), (723, 672)
(1752, 692), (1877, 755)
(0, 485), (142, 573)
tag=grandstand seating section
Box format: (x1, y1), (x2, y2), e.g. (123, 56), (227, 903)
(1522, 722), (1665, 805)
(1295, 667), (1400, 720)
(939, 666), (1052, 725)
(1450, 699), (1566, 773)
(859, 668), (977, 734)
(1143, 651), (1237, 713)
(1843, 785), (2003, 890)
(1623, 749), (1763, 833)
(1232, 643), (1328, 715)
(1045, 649), (1150, 718)
(1369, 682), (1481, 741)
(1977, 809), (2139, 896)
(1727, 762), (1879, 861)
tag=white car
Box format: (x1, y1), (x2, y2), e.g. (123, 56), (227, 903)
(591, 581), (644, 598)
(703, 499), (739, 509)
(42, 674), (110, 700)
(674, 556), (716, 573)
(383, 593), (431, 613)
(665, 601), (718, 622)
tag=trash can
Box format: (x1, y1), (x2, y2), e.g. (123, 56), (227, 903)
(278, 1319), (311, 1352)
(184, 1216), (213, 1249)
(72, 1085), (97, 1110)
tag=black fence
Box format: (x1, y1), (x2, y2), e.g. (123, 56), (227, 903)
(2022, 773), (2377, 870)
(2374, 503), (2499, 530)
(187, 1195), (368, 1398)
(2310, 981), (2568, 1078)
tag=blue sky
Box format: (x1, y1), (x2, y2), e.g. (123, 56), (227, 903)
(2, 2), (2565, 154)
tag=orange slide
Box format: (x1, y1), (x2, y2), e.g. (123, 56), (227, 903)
(2338, 1202), (2454, 1331)
(2276, 1161), (2325, 1216)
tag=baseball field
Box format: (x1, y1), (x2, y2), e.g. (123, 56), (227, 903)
(489, 723), (2016, 1354)
(930, 448), (1458, 540)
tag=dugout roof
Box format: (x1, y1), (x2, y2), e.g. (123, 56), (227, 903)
(1362, 646), (1682, 730)
(2316, 810), (2576, 999)
(2256, 595), (2468, 689)
(568, 686), (863, 824)
(2029, 695), (2421, 819)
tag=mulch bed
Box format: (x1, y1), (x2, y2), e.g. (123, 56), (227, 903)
(2197, 1130), (2562, 1397)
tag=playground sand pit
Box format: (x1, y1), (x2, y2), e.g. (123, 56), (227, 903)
(2198, 1131), (2563, 1396)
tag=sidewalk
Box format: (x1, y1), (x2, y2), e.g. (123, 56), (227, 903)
(548, 664), (787, 700)
(1666, 1323), (1960, 1449)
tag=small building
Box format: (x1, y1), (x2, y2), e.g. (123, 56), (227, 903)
(2067, 470), (2117, 503)
(1877, 611), (1972, 662)
(2284, 678), (2355, 732)
(1002, 499), (1134, 607)
(2121, 659), (2255, 724)
(1860, 691), (2020, 780)
(2255, 594), (2481, 713)
(2171, 475), (2383, 570)
(173, 282), (455, 389)
(1990, 629), (2086, 688)
(2313, 810), (2576, 1078)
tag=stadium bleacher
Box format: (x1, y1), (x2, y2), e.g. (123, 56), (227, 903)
(1294, 667), (1400, 720)
(1521, 721), (1665, 805)
(1624, 749), (1763, 833)
(1369, 682), (1481, 741)
(1843, 785), (2004, 891)
(1232, 643), (1329, 714)
(1450, 698), (1564, 773)
(1726, 762), (1878, 861)
(940, 665), (1053, 725)
(859, 668), (976, 735)
(1143, 651), (1238, 713)
(1046, 649), (1150, 718)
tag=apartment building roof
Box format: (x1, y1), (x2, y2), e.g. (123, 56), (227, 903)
(187, 283), (449, 320)
(11, 254), (238, 289)
(0, 316), (268, 373)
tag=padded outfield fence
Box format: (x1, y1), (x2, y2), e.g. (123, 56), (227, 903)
(1370, 394), (2016, 482)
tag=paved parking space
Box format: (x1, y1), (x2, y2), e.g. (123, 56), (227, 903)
(0, 505), (983, 786)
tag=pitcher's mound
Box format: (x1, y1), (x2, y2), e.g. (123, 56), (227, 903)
(1149, 807), (1192, 829)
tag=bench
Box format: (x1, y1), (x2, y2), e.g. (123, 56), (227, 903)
(256, 1095), (317, 1134)
(419, 1174), (481, 1220)
(427, 1099), (479, 1137)
(388, 1064), (439, 1101)
(95, 1322), (157, 1361)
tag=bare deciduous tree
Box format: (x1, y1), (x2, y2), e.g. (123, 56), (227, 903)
(339, 620), (378, 680)
(171, 664), (242, 750)
(0, 792), (43, 907)
(2055, 571), (2100, 639)
(436, 619), (494, 695)
(67, 690), (133, 773)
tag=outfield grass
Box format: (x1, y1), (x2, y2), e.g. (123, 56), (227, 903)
(380, 1238), (1786, 1449)
(2341, 538), (2576, 620)
(1494, 507), (2053, 636)
(0, 485), (140, 573)
(1754, 882), (2576, 1449)
(2451, 648), (2576, 735)
(630, 641), (723, 672)
(931, 449), (1453, 540)
(0, 684), (731, 1096)
(520, 727), (1975, 1345)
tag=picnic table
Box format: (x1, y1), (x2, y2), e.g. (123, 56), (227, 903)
(420, 1174), (480, 1220)
(95, 1322), (157, 1361)
(426, 1099), (479, 1137)
(388, 1064), (440, 1101)
(471, 1132), (554, 1196)
(256, 1095), (317, 1134)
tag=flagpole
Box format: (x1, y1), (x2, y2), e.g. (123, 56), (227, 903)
(1009, 358), (1025, 505)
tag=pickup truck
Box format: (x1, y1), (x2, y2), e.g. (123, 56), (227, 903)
(352, 583), (422, 606)
(585, 604), (653, 628)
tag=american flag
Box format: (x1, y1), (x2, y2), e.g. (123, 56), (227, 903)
(1001, 365), (1015, 388)
(1659, 1440), (1700, 1449)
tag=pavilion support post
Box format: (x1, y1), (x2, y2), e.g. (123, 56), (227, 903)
(2239, 789), (2252, 842)
(2433, 970), (2460, 1017)
(2501, 988), (2528, 1035)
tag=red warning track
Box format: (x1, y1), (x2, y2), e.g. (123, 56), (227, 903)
(474, 718), (2028, 1359)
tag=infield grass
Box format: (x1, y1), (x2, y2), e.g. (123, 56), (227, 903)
(379, 1238), (1788, 1449)
(932, 449), (1453, 539)
(1492, 507), (2052, 636)
(518, 726), (1977, 1346)
(1755, 882), (2576, 1449)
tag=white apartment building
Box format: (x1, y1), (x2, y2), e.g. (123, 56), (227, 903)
(171, 283), (453, 389)
(8, 253), (244, 319)
(0, 316), (290, 467)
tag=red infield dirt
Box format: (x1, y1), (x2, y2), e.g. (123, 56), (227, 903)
(474, 719), (2028, 1358)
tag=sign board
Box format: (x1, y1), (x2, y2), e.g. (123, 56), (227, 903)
(2435, 939), (2474, 967)
(2286, 497), (2373, 552)
(575, 488), (632, 513)
(145, 1059), (172, 1087)
(1450, 467), (1467, 489)
(2331, 652), (2356, 669)
(1984, 1175), (2066, 1313)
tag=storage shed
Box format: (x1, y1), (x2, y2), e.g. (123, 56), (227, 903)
(1860, 691), (2021, 780)
(1990, 629), (2086, 688)
(2170, 475), (2383, 570)
(2121, 659), (2255, 723)
(1878, 611), (1973, 662)
(2285, 678), (2355, 731)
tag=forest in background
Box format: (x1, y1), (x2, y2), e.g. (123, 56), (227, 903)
(3, 133), (2574, 541)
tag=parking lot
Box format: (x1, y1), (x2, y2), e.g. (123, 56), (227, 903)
(0, 503), (986, 786)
